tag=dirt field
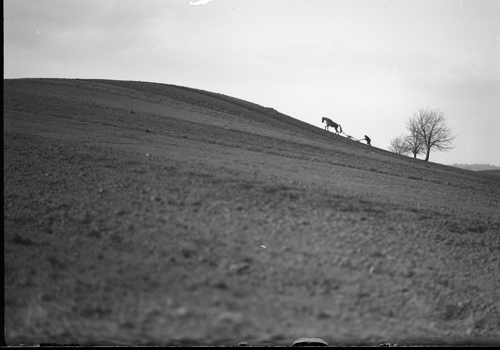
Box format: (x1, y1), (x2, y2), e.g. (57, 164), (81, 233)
(4, 78), (500, 346)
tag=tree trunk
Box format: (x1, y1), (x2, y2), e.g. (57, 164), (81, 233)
(425, 148), (430, 161)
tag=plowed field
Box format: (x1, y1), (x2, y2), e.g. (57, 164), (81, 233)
(4, 78), (500, 346)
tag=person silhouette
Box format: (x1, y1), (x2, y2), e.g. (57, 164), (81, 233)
(364, 135), (371, 146)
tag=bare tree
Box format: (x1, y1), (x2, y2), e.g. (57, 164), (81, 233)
(388, 135), (409, 155)
(403, 133), (424, 159)
(407, 107), (457, 161)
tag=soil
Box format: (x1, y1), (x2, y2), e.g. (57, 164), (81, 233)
(4, 78), (500, 346)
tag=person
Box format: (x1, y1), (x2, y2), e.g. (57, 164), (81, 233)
(364, 135), (371, 146)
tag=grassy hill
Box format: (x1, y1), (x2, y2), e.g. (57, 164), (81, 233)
(477, 169), (500, 176)
(452, 164), (500, 172)
(4, 78), (500, 346)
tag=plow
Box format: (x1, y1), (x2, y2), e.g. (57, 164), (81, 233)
(340, 132), (371, 146)
(341, 132), (361, 142)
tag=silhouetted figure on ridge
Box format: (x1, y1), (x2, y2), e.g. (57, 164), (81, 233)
(364, 135), (371, 146)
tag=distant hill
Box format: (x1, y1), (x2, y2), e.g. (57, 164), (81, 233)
(451, 163), (500, 171)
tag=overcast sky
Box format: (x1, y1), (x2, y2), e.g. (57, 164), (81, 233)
(4, 0), (500, 166)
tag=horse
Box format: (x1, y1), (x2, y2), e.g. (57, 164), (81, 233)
(322, 117), (342, 134)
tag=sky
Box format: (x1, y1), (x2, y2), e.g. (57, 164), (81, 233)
(4, 0), (500, 166)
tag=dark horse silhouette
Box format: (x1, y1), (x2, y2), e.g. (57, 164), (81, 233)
(322, 117), (342, 134)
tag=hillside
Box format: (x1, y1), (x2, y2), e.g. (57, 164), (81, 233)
(4, 78), (500, 346)
(452, 164), (500, 172)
